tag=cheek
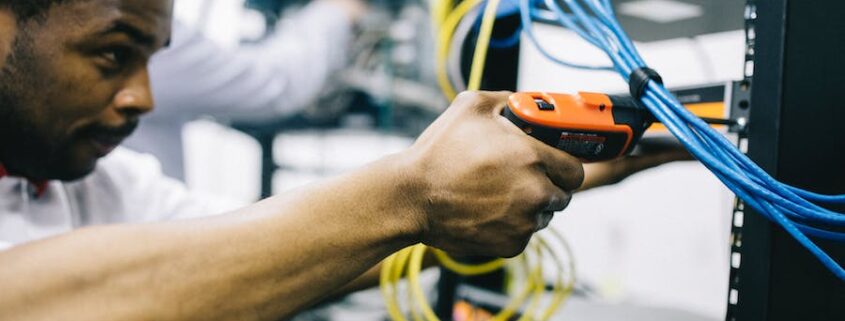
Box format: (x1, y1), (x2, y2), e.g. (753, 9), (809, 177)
(35, 50), (119, 134)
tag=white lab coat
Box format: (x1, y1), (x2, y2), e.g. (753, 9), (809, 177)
(124, 1), (353, 179)
(0, 148), (244, 251)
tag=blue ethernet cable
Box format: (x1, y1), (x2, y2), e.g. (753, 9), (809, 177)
(528, 0), (845, 280)
(519, 0), (614, 70)
(573, 0), (845, 222)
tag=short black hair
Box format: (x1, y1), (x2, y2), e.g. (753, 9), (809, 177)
(4, 1), (70, 20)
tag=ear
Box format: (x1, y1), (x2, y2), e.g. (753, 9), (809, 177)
(0, 8), (17, 69)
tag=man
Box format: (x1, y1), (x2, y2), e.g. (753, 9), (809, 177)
(0, 0), (582, 319)
(0, 0), (687, 320)
(125, 0), (366, 179)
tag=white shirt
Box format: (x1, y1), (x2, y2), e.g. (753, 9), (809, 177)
(0, 148), (244, 251)
(123, 1), (354, 179)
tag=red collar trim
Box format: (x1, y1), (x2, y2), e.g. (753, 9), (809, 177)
(0, 163), (49, 198)
(31, 181), (50, 198)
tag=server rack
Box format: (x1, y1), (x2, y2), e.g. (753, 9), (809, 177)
(726, 0), (845, 320)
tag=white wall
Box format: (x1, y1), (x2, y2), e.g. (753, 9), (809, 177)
(519, 25), (745, 319)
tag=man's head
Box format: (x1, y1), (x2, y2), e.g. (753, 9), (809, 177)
(0, 0), (172, 181)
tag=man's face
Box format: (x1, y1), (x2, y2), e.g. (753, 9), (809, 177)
(0, 0), (172, 181)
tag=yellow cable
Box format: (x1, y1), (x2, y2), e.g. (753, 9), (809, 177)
(497, 254), (537, 321)
(381, 250), (407, 321)
(538, 230), (576, 321)
(406, 249), (535, 321)
(436, 0), (483, 100)
(467, 0), (502, 91)
(407, 244), (441, 321)
(548, 228), (576, 288)
(393, 248), (412, 281)
(391, 247), (425, 321)
(431, 0), (455, 32)
(405, 251), (425, 321)
(492, 251), (537, 321)
(518, 241), (546, 321)
(432, 248), (506, 276)
(533, 237), (564, 321)
(384, 229), (577, 321)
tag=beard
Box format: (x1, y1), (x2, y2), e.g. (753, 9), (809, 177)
(0, 30), (91, 181)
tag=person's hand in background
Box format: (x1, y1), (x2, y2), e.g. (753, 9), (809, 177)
(579, 138), (694, 191)
(321, 0), (368, 22)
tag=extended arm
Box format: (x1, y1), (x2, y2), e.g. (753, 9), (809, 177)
(0, 154), (419, 320)
(0, 92), (584, 321)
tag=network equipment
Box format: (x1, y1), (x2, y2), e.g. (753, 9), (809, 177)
(381, 0), (845, 320)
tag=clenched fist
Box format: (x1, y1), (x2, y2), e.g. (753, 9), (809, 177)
(403, 91), (584, 258)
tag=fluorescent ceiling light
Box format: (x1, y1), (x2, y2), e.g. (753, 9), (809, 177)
(619, 0), (704, 23)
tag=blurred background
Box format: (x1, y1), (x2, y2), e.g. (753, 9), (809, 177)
(140, 0), (746, 319)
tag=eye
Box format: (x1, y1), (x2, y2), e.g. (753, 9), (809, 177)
(96, 46), (136, 72)
(102, 47), (130, 64)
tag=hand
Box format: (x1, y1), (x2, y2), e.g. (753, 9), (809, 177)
(579, 140), (693, 191)
(405, 91), (584, 258)
(320, 0), (368, 23)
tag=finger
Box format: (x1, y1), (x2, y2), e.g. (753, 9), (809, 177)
(527, 137), (585, 192)
(545, 184), (573, 212)
(579, 162), (619, 191)
(534, 174), (573, 212)
(636, 138), (695, 162)
(657, 148), (695, 162)
(615, 149), (691, 178)
(535, 211), (555, 232)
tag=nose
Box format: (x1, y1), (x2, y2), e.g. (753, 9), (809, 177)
(113, 67), (154, 117)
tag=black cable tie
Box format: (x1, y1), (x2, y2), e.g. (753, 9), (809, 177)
(629, 67), (663, 99)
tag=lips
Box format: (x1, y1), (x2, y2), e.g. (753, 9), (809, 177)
(88, 132), (126, 157)
(79, 121), (138, 157)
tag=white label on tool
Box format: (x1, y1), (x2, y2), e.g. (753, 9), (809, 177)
(557, 132), (607, 156)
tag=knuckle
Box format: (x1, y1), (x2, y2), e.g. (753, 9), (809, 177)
(454, 91), (484, 106)
(522, 146), (543, 166)
(530, 184), (551, 208)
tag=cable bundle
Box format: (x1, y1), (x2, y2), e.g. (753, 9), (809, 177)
(380, 230), (575, 321)
(525, 0), (845, 280)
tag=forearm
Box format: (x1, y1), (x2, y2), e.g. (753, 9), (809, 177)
(0, 155), (421, 321)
